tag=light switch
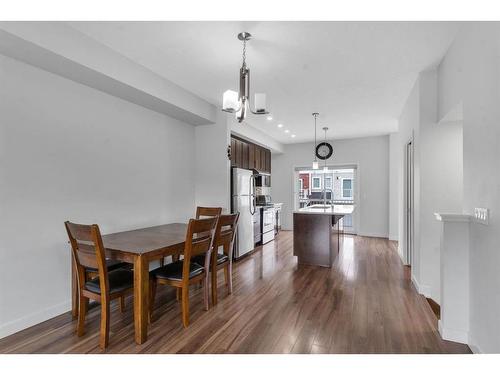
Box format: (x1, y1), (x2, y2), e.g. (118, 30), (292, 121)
(474, 207), (489, 225)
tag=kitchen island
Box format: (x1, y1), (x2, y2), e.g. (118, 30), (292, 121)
(293, 204), (355, 267)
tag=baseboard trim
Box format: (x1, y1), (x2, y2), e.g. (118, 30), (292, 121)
(0, 300), (71, 339)
(438, 320), (469, 344)
(468, 337), (484, 354)
(410, 274), (432, 298)
(357, 232), (389, 239)
(411, 274), (421, 293)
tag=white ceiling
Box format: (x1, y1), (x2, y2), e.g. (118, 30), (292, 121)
(69, 21), (460, 144)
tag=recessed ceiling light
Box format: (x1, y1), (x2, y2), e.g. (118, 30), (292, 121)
(291, 134), (296, 138)
(267, 115), (273, 121)
(277, 124), (283, 128)
(284, 129), (290, 133)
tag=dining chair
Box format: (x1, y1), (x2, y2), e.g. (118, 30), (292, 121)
(72, 257), (131, 320)
(149, 216), (218, 327)
(166, 206), (222, 267)
(65, 221), (134, 349)
(192, 213), (239, 305)
(196, 206), (222, 219)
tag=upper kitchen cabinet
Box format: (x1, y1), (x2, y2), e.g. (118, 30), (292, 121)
(230, 135), (271, 174)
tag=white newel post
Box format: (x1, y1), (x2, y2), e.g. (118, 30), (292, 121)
(434, 213), (471, 344)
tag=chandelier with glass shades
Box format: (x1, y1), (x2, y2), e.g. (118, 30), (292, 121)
(222, 32), (269, 123)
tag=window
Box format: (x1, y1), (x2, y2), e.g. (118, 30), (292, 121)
(325, 176), (332, 189)
(342, 178), (353, 198)
(312, 176), (321, 189)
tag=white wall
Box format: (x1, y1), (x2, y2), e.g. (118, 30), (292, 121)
(396, 78), (420, 271)
(0, 54), (198, 338)
(195, 112), (231, 212)
(389, 132), (399, 242)
(395, 70), (463, 303)
(438, 23), (500, 353)
(272, 135), (390, 237)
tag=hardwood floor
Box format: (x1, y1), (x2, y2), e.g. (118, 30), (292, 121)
(0, 232), (470, 354)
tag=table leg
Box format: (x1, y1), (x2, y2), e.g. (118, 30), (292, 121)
(133, 255), (149, 344)
(71, 257), (78, 320)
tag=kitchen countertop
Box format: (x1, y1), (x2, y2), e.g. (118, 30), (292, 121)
(294, 204), (355, 216)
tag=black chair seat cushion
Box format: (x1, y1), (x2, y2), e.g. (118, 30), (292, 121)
(85, 259), (129, 273)
(192, 253), (229, 267)
(151, 260), (204, 281)
(85, 268), (134, 294)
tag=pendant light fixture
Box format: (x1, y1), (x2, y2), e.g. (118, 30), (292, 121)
(222, 32), (269, 123)
(312, 113), (319, 170)
(322, 127), (329, 171)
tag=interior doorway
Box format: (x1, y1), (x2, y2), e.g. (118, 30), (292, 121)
(293, 166), (357, 234)
(404, 140), (414, 266)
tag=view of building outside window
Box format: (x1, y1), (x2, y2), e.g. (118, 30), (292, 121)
(297, 168), (355, 231)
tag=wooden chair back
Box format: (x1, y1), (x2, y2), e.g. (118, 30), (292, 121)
(195, 206), (222, 219)
(214, 213), (240, 262)
(65, 221), (108, 294)
(183, 217), (218, 276)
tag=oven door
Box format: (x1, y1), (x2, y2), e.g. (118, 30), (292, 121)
(262, 208), (275, 244)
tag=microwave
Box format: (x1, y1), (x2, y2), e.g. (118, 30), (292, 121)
(254, 173), (271, 188)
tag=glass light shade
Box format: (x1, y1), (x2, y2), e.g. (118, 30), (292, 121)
(312, 161), (319, 170)
(323, 166), (329, 172)
(254, 93), (267, 113)
(223, 90), (239, 112)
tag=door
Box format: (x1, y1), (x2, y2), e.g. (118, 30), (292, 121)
(404, 140), (414, 266)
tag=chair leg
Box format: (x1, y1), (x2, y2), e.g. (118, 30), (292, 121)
(181, 286), (189, 328)
(211, 265), (218, 306)
(224, 266), (229, 289)
(227, 262), (233, 295)
(176, 287), (181, 302)
(71, 265), (79, 320)
(203, 276), (209, 311)
(149, 279), (157, 321)
(76, 295), (88, 336)
(99, 298), (110, 350)
(119, 296), (125, 313)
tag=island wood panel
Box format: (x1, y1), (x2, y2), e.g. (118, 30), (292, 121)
(293, 213), (339, 267)
(0, 232), (471, 354)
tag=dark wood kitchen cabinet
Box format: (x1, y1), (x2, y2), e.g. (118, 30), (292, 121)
(230, 135), (271, 173)
(248, 143), (255, 170)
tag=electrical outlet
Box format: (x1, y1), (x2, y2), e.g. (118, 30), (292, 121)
(474, 207), (489, 225)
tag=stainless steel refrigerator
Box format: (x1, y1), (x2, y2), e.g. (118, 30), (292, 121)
(232, 168), (256, 258)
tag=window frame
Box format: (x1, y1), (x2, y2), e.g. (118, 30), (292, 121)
(324, 176), (332, 190)
(341, 177), (353, 199)
(312, 176), (322, 190)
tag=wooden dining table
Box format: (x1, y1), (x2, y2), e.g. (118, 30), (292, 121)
(71, 223), (188, 345)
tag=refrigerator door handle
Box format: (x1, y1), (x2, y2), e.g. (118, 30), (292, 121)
(249, 174), (256, 215)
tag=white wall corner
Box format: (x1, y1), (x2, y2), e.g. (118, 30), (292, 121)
(438, 320), (469, 345)
(411, 274), (421, 293)
(467, 336), (484, 354)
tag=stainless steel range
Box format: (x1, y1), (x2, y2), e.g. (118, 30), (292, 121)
(260, 203), (276, 244)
